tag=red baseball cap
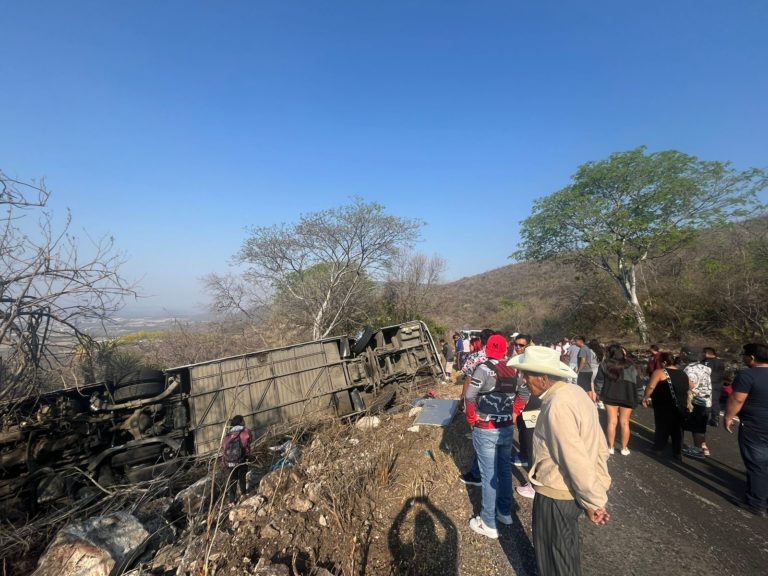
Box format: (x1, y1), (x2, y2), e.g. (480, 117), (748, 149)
(485, 335), (508, 360)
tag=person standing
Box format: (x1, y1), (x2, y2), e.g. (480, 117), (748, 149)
(453, 333), (463, 371)
(725, 343), (768, 517)
(457, 329), (495, 486)
(703, 347), (726, 427)
(641, 353), (694, 462)
(221, 415), (252, 505)
(461, 332), (471, 366)
(588, 339), (604, 406)
(439, 338), (454, 381)
(647, 344), (662, 379)
(511, 334), (534, 469)
(575, 336), (597, 400)
(681, 348), (713, 458)
(567, 337), (581, 385)
(511, 334), (541, 499)
(595, 343), (639, 455)
(508, 346), (610, 575)
(567, 337), (580, 371)
(464, 334), (514, 539)
(459, 330), (497, 399)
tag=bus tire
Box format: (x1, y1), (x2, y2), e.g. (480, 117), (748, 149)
(112, 381), (165, 402)
(111, 443), (164, 466)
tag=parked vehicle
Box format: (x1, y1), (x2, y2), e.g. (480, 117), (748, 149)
(0, 321), (443, 518)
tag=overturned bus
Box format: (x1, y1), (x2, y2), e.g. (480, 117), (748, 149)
(0, 321), (443, 517)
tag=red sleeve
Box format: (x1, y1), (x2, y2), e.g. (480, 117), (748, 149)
(465, 402), (478, 425)
(513, 395), (527, 416)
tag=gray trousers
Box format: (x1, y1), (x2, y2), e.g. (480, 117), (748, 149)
(532, 493), (583, 576)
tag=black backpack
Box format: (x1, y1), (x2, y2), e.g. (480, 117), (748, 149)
(483, 360), (519, 395)
(223, 431), (244, 467)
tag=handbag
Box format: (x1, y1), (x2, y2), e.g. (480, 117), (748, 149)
(665, 369), (693, 427)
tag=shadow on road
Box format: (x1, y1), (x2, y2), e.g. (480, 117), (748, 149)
(498, 506), (537, 576)
(388, 496), (458, 576)
(619, 412), (747, 506)
(439, 407), (536, 575)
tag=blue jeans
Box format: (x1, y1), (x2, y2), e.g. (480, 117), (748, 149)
(472, 426), (513, 529)
(739, 423), (768, 512)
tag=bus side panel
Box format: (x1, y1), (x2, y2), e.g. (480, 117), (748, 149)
(186, 340), (348, 456)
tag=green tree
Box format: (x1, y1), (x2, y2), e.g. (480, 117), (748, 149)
(492, 298), (527, 334)
(515, 147), (766, 343)
(273, 262), (377, 337)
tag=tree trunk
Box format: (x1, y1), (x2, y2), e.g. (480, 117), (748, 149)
(629, 296), (650, 344)
(615, 261), (650, 344)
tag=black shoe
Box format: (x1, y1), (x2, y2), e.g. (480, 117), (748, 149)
(459, 472), (482, 486)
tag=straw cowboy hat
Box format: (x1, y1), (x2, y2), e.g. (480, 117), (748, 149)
(507, 345), (577, 379)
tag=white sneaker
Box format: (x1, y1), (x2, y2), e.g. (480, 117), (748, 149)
(621, 448), (630, 456)
(496, 512), (513, 525)
(469, 516), (498, 539)
(608, 447), (615, 455)
(516, 483), (535, 499)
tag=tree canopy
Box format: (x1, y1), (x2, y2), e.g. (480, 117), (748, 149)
(515, 147), (766, 342)
(234, 198), (423, 339)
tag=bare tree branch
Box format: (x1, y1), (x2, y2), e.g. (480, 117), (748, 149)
(0, 170), (136, 401)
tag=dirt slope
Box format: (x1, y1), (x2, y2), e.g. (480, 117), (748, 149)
(148, 379), (537, 576)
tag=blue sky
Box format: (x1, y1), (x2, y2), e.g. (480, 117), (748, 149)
(2, 1), (766, 316)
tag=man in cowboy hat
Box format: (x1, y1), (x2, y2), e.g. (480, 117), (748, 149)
(508, 346), (611, 576)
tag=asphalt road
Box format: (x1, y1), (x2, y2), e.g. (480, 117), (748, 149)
(579, 406), (767, 576)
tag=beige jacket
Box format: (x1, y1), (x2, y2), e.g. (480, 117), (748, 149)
(529, 381), (611, 509)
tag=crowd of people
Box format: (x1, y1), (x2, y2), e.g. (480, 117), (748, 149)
(437, 331), (768, 575)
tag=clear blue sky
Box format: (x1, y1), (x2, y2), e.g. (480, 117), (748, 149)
(2, 1), (766, 316)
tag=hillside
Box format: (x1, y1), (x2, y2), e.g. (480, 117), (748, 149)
(433, 259), (576, 338)
(429, 216), (768, 346)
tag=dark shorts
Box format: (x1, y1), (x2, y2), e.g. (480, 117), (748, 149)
(685, 404), (710, 434)
(576, 372), (593, 393)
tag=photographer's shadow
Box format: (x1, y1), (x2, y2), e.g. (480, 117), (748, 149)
(388, 496), (458, 576)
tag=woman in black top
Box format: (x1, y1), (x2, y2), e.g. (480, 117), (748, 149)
(596, 343), (638, 456)
(641, 353), (694, 461)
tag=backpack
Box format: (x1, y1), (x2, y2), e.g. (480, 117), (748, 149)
(223, 431), (244, 467)
(483, 360), (519, 395)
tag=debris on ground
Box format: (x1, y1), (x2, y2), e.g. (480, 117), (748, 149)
(414, 399), (460, 427)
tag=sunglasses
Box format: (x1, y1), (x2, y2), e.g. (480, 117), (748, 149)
(514, 343), (528, 349)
